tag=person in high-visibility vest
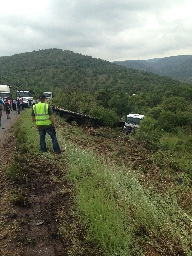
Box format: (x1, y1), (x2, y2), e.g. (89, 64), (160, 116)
(31, 94), (62, 153)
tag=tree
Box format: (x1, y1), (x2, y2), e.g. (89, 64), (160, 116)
(161, 96), (188, 113)
(89, 106), (118, 127)
(135, 117), (161, 151)
(96, 89), (112, 108)
(108, 93), (130, 118)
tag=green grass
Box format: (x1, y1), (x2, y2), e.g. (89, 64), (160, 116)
(11, 109), (192, 255)
(64, 144), (192, 255)
(153, 131), (192, 183)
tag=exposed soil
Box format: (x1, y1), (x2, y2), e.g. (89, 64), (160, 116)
(0, 117), (191, 255)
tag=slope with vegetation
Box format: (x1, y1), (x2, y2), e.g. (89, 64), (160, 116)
(114, 55), (192, 84)
(0, 109), (192, 255)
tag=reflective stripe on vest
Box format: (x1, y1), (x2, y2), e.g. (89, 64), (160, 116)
(33, 103), (51, 125)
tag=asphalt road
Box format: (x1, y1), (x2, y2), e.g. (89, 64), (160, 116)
(0, 109), (23, 142)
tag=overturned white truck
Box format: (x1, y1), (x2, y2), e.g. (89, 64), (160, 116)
(123, 113), (145, 134)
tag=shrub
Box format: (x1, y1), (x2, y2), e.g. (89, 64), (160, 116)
(135, 117), (161, 151)
(89, 106), (119, 127)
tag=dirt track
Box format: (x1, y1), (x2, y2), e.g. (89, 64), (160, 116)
(11, 155), (69, 256)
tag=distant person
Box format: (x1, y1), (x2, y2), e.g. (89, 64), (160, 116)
(16, 99), (21, 114)
(28, 99), (32, 107)
(12, 99), (17, 111)
(3, 97), (7, 111)
(0, 97), (4, 107)
(0, 98), (4, 126)
(31, 94), (62, 154)
(7, 97), (12, 110)
(4, 99), (11, 119)
(21, 98), (24, 110)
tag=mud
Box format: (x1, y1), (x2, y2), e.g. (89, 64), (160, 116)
(12, 160), (69, 256)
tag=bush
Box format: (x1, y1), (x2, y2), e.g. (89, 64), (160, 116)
(135, 117), (161, 151)
(89, 106), (119, 127)
(157, 111), (189, 132)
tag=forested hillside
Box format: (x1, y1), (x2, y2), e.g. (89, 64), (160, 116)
(114, 55), (192, 84)
(0, 49), (187, 94)
(1, 48), (192, 121)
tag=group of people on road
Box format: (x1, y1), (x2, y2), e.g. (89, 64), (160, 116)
(12, 98), (25, 112)
(0, 97), (24, 127)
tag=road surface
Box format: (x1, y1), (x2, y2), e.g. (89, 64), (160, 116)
(0, 109), (23, 142)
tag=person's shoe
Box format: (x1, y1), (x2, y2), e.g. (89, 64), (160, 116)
(55, 151), (61, 154)
(55, 150), (64, 154)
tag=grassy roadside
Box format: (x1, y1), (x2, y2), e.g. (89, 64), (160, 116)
(7, 109), (192, 255)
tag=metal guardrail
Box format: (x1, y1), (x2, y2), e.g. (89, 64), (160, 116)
(52, 106), (103, 127)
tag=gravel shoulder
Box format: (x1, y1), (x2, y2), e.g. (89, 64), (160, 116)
(0, 109), (22, 143)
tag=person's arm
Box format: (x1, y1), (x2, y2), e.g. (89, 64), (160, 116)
(48, 105), (56, 127)
(50, 115), (56, 128)
(31, 109), (36, 122)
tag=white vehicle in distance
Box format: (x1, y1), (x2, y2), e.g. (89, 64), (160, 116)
(17, 90), (34, 108)
(123, 113), (145, 134)
(43, 92), (52, 100)
(0, 84), (11, 100)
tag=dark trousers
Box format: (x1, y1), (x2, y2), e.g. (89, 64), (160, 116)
(38, 125), (61, 153)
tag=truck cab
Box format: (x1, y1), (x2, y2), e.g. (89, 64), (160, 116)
(124, 113), (145, 134)
(16, 90), (34, 108)
(0, 85), (11, 100)
(43, 92), (52, 100)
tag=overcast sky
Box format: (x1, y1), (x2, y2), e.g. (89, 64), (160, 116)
(0, 0), (192, 62)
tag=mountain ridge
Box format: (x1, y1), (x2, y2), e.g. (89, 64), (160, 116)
(114, 55), (192, 84)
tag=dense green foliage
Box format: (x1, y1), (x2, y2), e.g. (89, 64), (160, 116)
(1, 48), (192, 128)
(115, 55), (192, 84)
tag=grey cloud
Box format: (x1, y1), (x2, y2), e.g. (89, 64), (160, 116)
(0, 0), (191, 61)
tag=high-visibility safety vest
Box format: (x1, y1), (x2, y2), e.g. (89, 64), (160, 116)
(33, 103), (51, 126)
